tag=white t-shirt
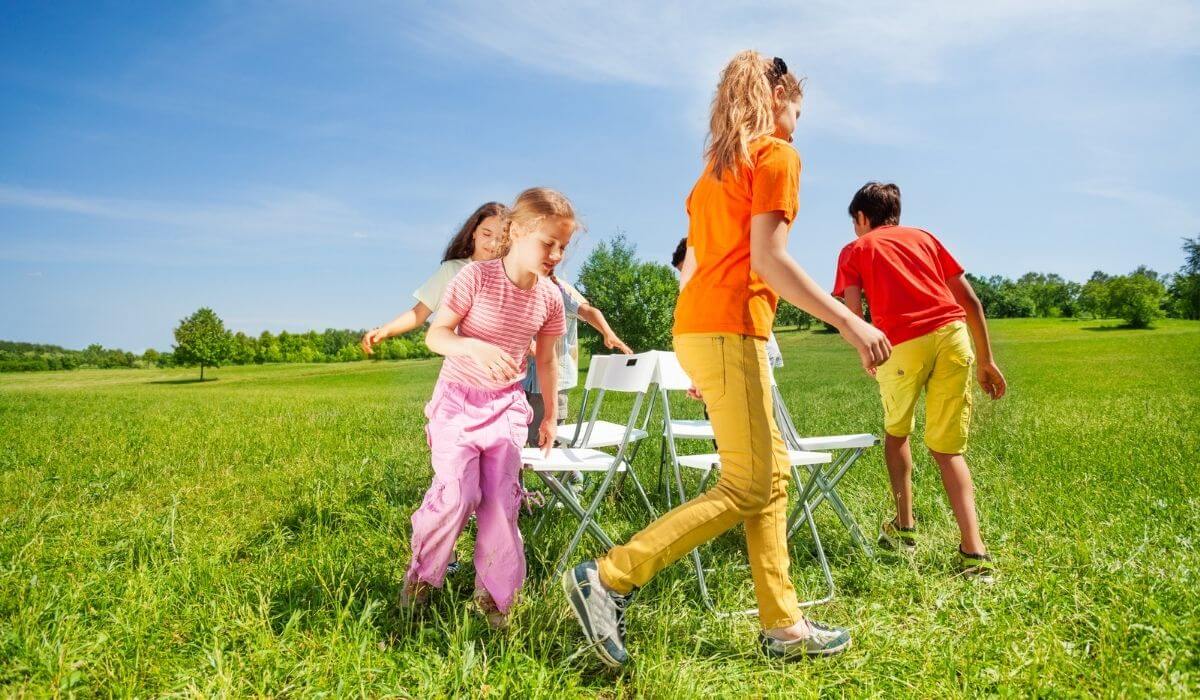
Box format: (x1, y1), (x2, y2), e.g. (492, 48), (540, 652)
(412, 258), (469, 322)
(766, 332), (784, 368)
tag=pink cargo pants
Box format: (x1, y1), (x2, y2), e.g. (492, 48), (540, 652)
(406, 379), (532, 613)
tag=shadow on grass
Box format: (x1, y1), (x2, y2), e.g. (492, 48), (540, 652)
(1081, 324), (1155, 332)
(148, 377), (219, 384)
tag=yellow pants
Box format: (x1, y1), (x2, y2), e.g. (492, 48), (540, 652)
(597, 333), (802, 629)
(876, 320), (974, 454)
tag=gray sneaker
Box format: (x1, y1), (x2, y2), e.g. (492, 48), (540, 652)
(760, 621), (852, 659)
(561, 560), (630, 667)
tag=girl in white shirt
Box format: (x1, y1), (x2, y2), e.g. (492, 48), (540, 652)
(361, 202), (509, 352)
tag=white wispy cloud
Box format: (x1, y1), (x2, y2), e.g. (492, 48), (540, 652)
(0, 184), (381, 241)
(416, 0), (1199, 88)
(1072, 179), (1200, 233)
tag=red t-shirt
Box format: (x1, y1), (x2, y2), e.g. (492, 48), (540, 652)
(833, 226), (966, 346)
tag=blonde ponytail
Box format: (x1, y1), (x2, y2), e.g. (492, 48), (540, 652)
(705, 50), (804, 180)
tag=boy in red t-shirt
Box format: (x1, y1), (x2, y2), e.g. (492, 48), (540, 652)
(833, 182), (1006, 581)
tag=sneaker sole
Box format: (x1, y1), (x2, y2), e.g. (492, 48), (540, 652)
(560, 568), (623, 668)
(766, 636), (853, 660)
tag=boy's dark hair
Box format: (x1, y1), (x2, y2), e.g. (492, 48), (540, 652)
(848, 182), (901, 229)
(671, 237), (688, 269)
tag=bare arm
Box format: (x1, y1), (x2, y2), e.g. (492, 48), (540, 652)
(946, 273), (1006, 399)
(533, 334), (560, 454)
(577, 305), (633, 354)
(841, 286), (866, 321)
(679, 246), (698, 289)
(749, 212), (891, 369)
(361, 301), (433, 354)
(425, 307), (520, 382)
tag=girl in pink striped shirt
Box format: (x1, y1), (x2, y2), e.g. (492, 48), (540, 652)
(402, 187), (577, 628)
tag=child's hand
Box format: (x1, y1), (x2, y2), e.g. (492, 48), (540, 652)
(361, 327), (387, 355)
(537, 418), (556, 457)
(686, 384), (703, 401)
(844, 317), (892, 371)
(977, 360), (1007, 399)
(604, 334), (633, 354)
(468, 340), (520, 383)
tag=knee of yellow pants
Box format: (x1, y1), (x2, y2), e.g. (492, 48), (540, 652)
(712, 451), (787, 517)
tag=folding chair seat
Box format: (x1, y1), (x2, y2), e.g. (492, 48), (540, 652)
(522, 351), (659, 576)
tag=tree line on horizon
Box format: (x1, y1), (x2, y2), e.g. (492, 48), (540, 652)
(3, 235), (1197, 375)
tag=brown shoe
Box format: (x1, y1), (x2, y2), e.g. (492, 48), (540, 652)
(399, 577), (431, 610)
(474, 590), (509, 629)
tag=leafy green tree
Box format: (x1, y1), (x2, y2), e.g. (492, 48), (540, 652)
(1166, 236), (1200, 320)
(230, 332), (256, 365)
(774, 300), (815, 330)
(577, 235), (678, 352)
(257, 331), (282, 363)
(172, 307), (233, 380)
(1015, 272), (1080, 317)
(1078, 271), (1112, 319)
(1106, 272), (1166, 328)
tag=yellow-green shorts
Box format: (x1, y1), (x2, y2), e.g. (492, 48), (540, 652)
(876, 320), (974, 454)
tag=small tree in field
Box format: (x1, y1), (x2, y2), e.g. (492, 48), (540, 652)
(577, 235), (678, 352)
(173, 307), (233, 380)
(1106, 272), (1166, 328)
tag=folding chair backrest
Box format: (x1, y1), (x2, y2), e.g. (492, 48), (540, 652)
(652, 350), (693, 391)
(575, 351), (657, 452)
(598, 351), (658, 393)
(583, 354), (613, 389)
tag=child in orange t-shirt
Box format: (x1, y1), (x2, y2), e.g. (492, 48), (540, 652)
(833, 182), (1006, 582)
(562, 51), (892, 666)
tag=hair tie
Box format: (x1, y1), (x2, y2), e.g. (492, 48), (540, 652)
(770, 56), (788, 80)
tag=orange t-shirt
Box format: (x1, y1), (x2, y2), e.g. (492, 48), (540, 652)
(674, 136), (800, 339)
(832, 226), (966, 346)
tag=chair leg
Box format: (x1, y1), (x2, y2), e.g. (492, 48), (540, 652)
(554, 467), (620, 577)
(805, 449), (875, 558)
(795, 500), (834, 608)
(622, 460), (659, 519)
(536, 471), (617, 577)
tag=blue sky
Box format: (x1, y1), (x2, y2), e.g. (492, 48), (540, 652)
(2, 1), (1198, 351)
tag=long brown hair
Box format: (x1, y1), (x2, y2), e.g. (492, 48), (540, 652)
(706, 50), (804, 180)
(441, 201), (509, 262)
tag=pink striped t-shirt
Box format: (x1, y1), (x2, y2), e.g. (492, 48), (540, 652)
(438, 258), (566, 390)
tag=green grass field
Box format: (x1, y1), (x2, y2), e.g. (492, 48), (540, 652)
(2, 318), (1198, 697)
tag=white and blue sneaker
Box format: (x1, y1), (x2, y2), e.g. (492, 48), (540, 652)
(760, 621), (852, 659)
(561, 560), (631, 667)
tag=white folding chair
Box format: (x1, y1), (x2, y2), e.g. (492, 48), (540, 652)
(652, 350), (716, 508)
(652, 350), (836, 614)
(556, 355), (652, 450)
(772, 384), (878, 558)
(522, 352), (660, 576)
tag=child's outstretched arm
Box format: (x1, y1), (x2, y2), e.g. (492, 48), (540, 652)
(559, 281), (633, 354)
(946, 273), (1007, 399)
(578, 305), (633, 354)
(361, 302), (433, 354)
(533, 334), (560, 456)
(749, 212), (891, 370)
(425, 308), (520, 383)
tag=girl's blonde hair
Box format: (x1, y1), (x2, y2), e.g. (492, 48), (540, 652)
(500, 187), (579, 252)
(706, 50), (804, 180)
